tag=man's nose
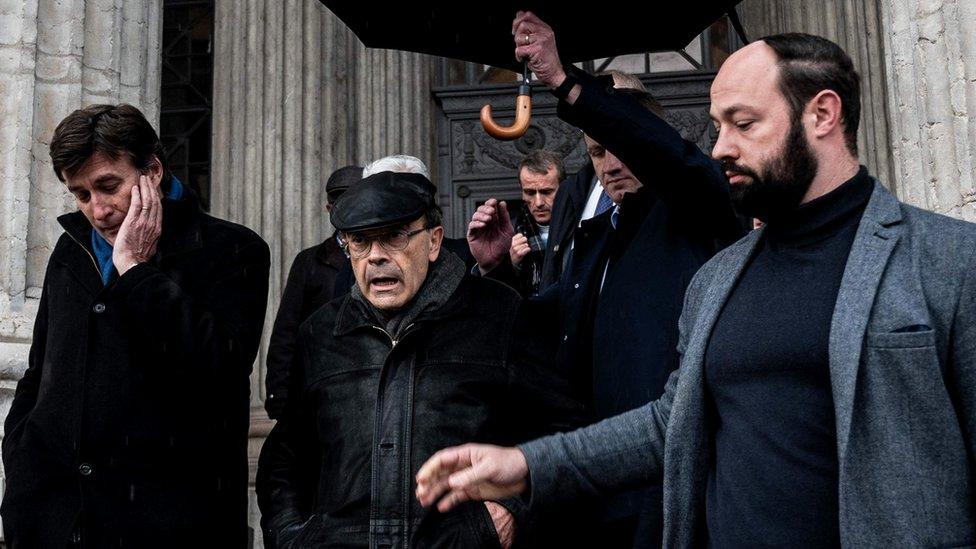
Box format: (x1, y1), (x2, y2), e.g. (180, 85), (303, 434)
(532, 194), (546, 209)
(92, 195), (114, 221)
(604, 151), (623, 175)
(712, 130), (739, 162)
(366, 240), (391, 264)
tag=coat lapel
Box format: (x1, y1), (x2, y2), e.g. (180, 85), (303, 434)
(828, 181), (903, 463)
(665, 227), (763, 546)
(56, 211), (105, 295)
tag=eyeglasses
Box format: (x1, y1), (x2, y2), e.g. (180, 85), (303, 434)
(340, 227), (429, 257)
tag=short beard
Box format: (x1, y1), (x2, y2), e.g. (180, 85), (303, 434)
(725, 115), (819, 222)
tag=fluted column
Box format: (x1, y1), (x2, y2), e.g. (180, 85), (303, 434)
(0, 0), (162, 540)
(879, 0), (976, 220)
(737, 0), (896, 189)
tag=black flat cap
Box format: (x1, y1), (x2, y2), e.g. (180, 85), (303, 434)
(325, 165), (364, 204)
(331, 171), (436, 232)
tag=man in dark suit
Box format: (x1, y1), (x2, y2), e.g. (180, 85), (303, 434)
(539, 71), (648, 292)
(465, 13), (742, 548)
(264, 165), (362, 419)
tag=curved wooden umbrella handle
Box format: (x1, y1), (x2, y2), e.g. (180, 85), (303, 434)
(480, 90), (532, 141)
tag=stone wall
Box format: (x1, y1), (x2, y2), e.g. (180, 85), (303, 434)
(879, 0), (976, 220)
(0, 0), (162, 540)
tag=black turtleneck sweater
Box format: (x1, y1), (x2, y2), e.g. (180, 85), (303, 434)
(702, 167), (873, 548)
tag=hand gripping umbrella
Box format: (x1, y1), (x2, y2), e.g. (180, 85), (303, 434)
(319, 1), (745, 140)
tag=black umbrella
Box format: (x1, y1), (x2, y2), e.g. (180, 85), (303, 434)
(320, 1), (746, 139)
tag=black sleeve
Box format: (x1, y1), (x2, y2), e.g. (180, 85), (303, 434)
(265, 251), (312, 419)
(500, 298), (596, 542)
(480, 259), (523, 294)
(557, 67), (743, 243)
(256, 329), (318, 547)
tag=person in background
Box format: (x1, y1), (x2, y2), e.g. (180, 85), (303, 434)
(464, 12), (742, 547)
(264, 165), (363, 419)
(539, 70), (646, 292)
(510, 149), (564, 296)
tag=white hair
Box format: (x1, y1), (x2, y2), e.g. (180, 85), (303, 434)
(362, 154), (431, 179)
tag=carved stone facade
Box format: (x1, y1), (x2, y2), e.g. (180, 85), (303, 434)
(0, 0), (974, 547)
(434, 73), (718, 236)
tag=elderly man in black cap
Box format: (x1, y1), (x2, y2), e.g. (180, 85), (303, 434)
(264, 165), (362, 419)
(256, 171), (581, 548)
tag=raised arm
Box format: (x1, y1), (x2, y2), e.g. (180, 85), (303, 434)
(513, 11), (741, 241)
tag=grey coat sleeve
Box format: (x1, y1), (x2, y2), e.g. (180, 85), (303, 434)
(517, 375), (675, 508)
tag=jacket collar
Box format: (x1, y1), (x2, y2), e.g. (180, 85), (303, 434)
(315, 234), (348, 269)
(333, 276), (469, 338)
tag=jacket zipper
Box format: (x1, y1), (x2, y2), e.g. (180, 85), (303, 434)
(369, 321), (417, 548)
(65, 230), (101, 276)
(370, 323), (416, 348)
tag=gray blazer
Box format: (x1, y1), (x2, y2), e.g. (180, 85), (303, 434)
(521, 181), (976, 548)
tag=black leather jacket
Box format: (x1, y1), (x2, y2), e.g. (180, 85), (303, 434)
(257, 257), (580, 548)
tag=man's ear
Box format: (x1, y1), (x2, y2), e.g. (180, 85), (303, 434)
(428, 226), (444, 262)
(145, 155), (164, 187)
(808, 89), (844, 140)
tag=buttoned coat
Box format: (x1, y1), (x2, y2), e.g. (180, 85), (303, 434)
(1, 193), (270, 548)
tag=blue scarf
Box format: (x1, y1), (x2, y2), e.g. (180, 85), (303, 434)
(91, 177), (184, 285)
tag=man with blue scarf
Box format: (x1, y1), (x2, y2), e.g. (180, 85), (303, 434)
(1, 104), (270, 548)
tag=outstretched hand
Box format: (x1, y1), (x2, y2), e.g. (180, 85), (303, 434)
(467, 199), (515, 274)
(415, 443), (529, 513)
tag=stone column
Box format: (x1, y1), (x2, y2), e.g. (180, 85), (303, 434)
(211, 2), (435, 545)
(737, 0), (896, 188)
(879, 0), (976, 219)
(0, 0), (162, 539)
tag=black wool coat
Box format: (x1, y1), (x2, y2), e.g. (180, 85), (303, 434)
(541, 70), (747, 539)
(265, 236), (346, 419)
(539, 162), (595, 292)
(1, 192), (270, 548)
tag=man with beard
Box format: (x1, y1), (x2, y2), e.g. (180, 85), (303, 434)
(416, 26), (976, 548)
(256, 171), (581, 548)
